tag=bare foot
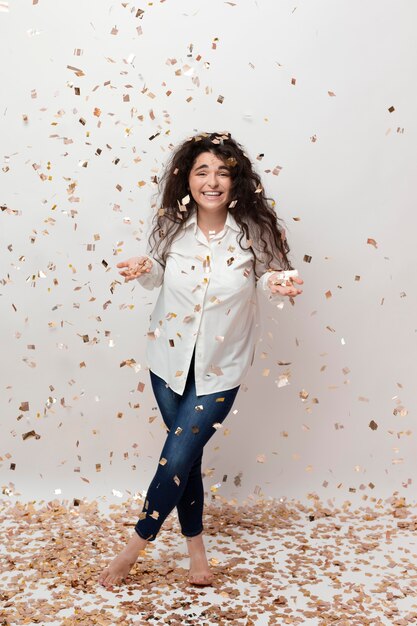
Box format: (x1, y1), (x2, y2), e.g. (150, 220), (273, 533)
(186, 532), (214, 586)
(99, 531), (148, 589)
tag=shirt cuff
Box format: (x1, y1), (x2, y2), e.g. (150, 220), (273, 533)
(257, 271), (283, 302)
(136, 255), (164, 290)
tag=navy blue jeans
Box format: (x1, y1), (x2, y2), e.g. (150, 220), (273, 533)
(134, 350), (240, 541)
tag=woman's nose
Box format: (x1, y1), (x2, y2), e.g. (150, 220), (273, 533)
(207, 174), (219, 187)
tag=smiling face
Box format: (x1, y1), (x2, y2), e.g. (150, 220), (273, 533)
(188, 151), (232, 216)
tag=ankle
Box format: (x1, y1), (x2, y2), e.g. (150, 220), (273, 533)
(124, 531), (148, 555)
(186, 535), (206, 554)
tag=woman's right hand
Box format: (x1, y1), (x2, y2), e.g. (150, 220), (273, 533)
(116, 256), (153, 282)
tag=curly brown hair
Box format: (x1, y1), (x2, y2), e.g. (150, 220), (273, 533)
(148, 132), (292, 274)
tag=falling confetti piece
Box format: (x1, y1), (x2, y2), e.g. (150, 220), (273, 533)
(367, 237), (378, 248)
(22, 430), (40, 441)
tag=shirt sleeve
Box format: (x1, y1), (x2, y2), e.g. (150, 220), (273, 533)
(136, 240), (165, 290)
(256, 267), (285, 303)
(249, 228), (284, 303)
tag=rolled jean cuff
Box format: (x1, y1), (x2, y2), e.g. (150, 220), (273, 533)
(182, 526), (204, 538)
(135, 526), (156, 542)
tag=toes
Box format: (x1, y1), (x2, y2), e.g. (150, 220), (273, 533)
(98, 569), (109, 586)
(189, 573), (213, 586)
(99, 571), (118, 590)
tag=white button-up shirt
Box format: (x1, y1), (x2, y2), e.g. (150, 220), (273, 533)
(137, 210), (282, 396)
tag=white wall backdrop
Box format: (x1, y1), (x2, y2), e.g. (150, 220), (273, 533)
(1, 0), (416, 506)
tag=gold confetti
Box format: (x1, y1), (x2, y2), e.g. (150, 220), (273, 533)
(367, 237), (378, 248)
(369, 420), (378, 430)
(159, 458), (167, 466)
(22, 430), (40, 441)
(174, 427), (183, 436)
(173, 475), (180, 486)
(299, 389), (309, 401)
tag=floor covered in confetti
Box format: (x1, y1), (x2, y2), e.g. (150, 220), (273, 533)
(1, 494), (417, 625)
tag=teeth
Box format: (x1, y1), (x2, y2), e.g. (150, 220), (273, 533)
(203, 192), (221, 196)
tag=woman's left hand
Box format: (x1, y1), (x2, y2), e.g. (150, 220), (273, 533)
(267, 272), (304, 297)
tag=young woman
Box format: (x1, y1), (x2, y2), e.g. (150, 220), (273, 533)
(99, 132), (303, 589)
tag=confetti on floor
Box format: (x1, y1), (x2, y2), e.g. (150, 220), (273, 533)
(1, 494), (417, 625)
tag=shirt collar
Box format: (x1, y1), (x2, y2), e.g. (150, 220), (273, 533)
(184, 210), (241, 234)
